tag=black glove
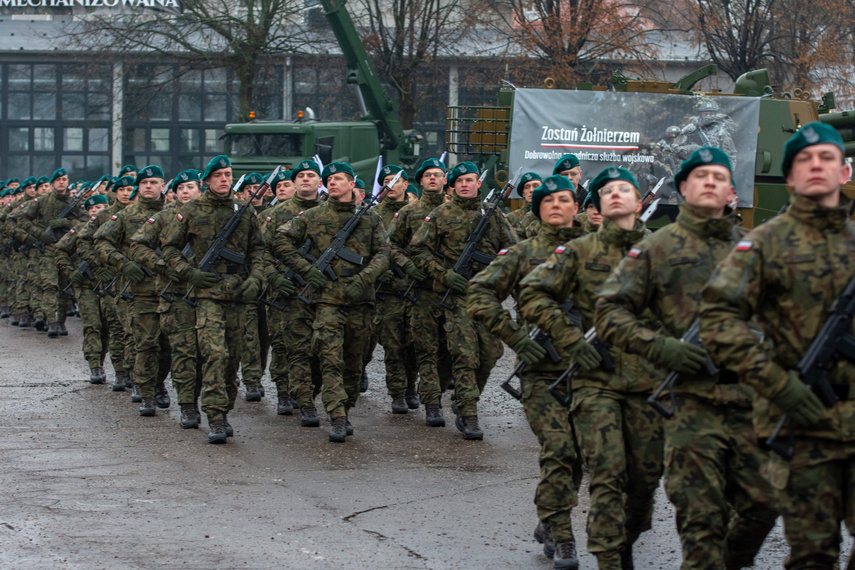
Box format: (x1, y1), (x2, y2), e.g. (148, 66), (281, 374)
(121, 260), (145, 283)
(304, 267), (328, 289)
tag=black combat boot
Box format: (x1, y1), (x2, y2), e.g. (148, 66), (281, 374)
(57, 322), (68, 336)
(359, 369), (369, 392)
(139, 396), (156, 416)
(131, 384), (142, 403)
(329, 416), (347, 443)
(391, 394), (408, 414)
(345, 415), (354, 436)
(112, 370), (129, 392)
(207, 420), (227, 444)
(300, 406), (320, 427)
(424, 404), (445, 427)
(277, 392), (294, 415)
(10, 314), (20, 326)
(0, 306), (10, 318)
(89, 367), (106, 385)
(33, 317), (46, 331)
(405, 390), (420, 410)
(222, 414), (233, 437)
(180, 403), (199, 429)
(553, 536), (579, 570)
(19, 314), (32, 328)
(621, 545), (634, 570)
(244, 383), (262, 402)
(534, 521), (556, 557)
(46, 322), (59, 337)
(154, 384), (170, 409)
(462, 415), (483, 440)
(194, 405), (202, 425)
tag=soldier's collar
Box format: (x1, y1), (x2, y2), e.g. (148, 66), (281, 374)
(600, 218), (646, 247)
(451, 192), (482, 210)
(328, 196), (357, 211)
(423, 190), (445, 206)
(788, 192), (852, 232)
(676, 202), (735, 240)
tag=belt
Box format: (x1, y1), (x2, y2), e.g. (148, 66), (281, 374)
(718, 369), (739, 384)
(215, 262), (244, 275)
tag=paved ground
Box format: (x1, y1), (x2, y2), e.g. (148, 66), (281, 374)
(0, 316), (851, 568)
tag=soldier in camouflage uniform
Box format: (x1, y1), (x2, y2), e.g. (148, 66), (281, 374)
(410, 161), (516, 439)
(468, 174), (585, 569)
(274, 161), (390, 443)
(263, 160), (323, 424)
(55, 194), (111, 384)
(95, 166), (172, 416)
(7, 180), (40, 328)
(520, 168), (661, 569)
(699, 122), (855, 569)
(387, 158), (455, 426)
(130, 169), (205, 429)
(373, 164), (422, 413)
(506, 172), (541, 232)
(161, 155), (267, 444)
(595, 147), (777, 569)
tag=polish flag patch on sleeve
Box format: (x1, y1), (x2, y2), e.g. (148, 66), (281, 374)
(497, 248), (508, 256)
(424, 216), (431, 222)
(628, 247), (642, 258)
(176, 213), (184, 221)
(266, 216), (272, 223)
(69, 229), (75, 234)
(394, 212), (399, 218)
(736, 240), (753, 252)
(90, 216), (96, 221)
(554, 244), (567, 254)
(110, 215), (118, 220)
(147, 217), (156, 224)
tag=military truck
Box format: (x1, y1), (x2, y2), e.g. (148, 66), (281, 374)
(222, 0), (421, 183)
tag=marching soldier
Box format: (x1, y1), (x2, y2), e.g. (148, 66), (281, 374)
(506, 171), (541, 235)
(700, 123), (855, 568)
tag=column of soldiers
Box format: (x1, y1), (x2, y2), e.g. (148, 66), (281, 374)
(2, 124), (854, 569)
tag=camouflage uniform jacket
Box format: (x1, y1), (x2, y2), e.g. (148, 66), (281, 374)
(409, 193), (518, 294)
(17, 189), (81, 246)
(375, 197), (413, 294)
(506, 202), (531, 230)
(273, 196), (390, 305)
(700, 193), (855, 439)
(129, 202), (191, 296)
(7, 194), (36, 244)
(160, 190), (266, 302)
(54, 219), (96, 287)
(595, 202), (752, 406)
(94, 196), (165, 297)
(519, 219), (659, 390)
(262, 195), (322, 282)
(467, 222), (584, 372)
(75, 202), (129, 272)
(517, 210), (541, 239)
(387, 190), (445, 291)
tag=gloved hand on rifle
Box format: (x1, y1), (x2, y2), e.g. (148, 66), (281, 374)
(188, 269), (217, 289)
(48, 218), (71, 229)
(97, 267), (115, 282)
(270, 273), (296, 297)
(164, 267), (182, 283)
(403, 261), (425, 282)
(444, 270), (468, 293)
(39, 230), (56, 244)
(239, 276), (261, 303)
(70, 270), (85, 286)
(771, 370), (824, 427)
(304, 266), (328, 289)
(121, 260), (145, 283)
(649, 336), (707, 375)
(344, 276), (367, 303)
(566, 338), (602, 370)
(512, 336), (547, 366)
(25, 235), (39, 246)
(378, 270), (395, 285)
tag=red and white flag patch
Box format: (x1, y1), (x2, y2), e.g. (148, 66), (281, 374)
(176, 213), (184, 221)
(111, 215), (118, 220)
(628, 247), (642, 258)
(736, 240), (752, 252)
(147, 217), (156, 224)
(554, 245), (567, 254)
(424, 216), (431, 222)
(394, 212), (399, 218)
(497, 248), (508, 256)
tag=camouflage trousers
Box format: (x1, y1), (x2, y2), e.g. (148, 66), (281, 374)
(114, 297), (137, 376)
(159, 299), (202, 405)
(129, 296), (171, 398)
(444, 304), (503, 417)
(521, 371), (583, 543)
(238, 302), (268, 386)
(103, 291), (131, 373)
(195, 299), (242, 421)
(278, 297), (322, 407)
(78, 286), (108, 368)
(12, 252), (34, 315)
(664, 397), (778, 570)
(410, 290), (454, 405)
(766, 438), (855, 569)
(572, 388), (664, 564)
(312, 302), (372, 419)
(39, 253), (68, 323)
(267, 306), (289, 395)
(374, 296), (418, 396)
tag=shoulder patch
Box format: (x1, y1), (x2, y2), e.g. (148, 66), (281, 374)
(69, 229), (75, 234)
(502, 212), (507, 217)
(424, 216), (431, 222)
(19, 204), (24, 208)
(736, 240), (752, 252)
(554, 244), (567, 254)
(90, 216), (96, 221)
(298, 211), (304, 216)
(497, 248), (508, 256)
(147, 217), (156, 224)
(266, 216), (272, 223)
(394, 212), (399, 218)
(628, 247), (642, 258)
(176, 213), (184, 221)
(34, 198), (38, 202)
(110, 215), (118, 220)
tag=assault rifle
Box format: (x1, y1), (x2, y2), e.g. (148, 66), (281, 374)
(61, 260), (97, 300)
(765, 270), (855, 460)
(439, 168), (522, 310)
(500, 320), (566, 400)
(648, 318), (719, 418)
(158, 244), (195, 303)
(45, 185), (95, 243)
(296, 170), (403, 304)
(119, 262), (156, 301)
(548, 326), (615, 407)
(181, 169), (277, 308)
(258, 238), (314, 310)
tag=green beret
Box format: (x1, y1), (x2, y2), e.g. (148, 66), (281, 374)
(22, 176), (37, 188)
(674, 146), (734, 194)
(134, 165), (165, 185)
(271, 170), (291, 185)
(589, 167), (639, 211)
(406, 183), (421, 198)
(415, 158), (446, 183)
(119, 164), (136, 176)
(377, 164), (408, 185)
(354, 178), (366, 190)
(129, 186), (139, 200)
(321, 161), (354, 184)
(175, 170), (202, 185)
(114, 175), (135, 189)
(553, 154), (580, 175)
(202, 155), (231, 180)
(782, 121), (845, 175)
(0, 189), (9, 198)
(8, 177), (19, 184)
(290, 159), (321, 180)
(532, 175), (576, 220)
(83, 194), (109, 209)
(36, 176), (49, 186)
(236, 172), (263, 192)
(448, 161), (480, 186)
(519, 172), (543, 189)
(582, 192), (594, 210)
(50, 168), (67, 182)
